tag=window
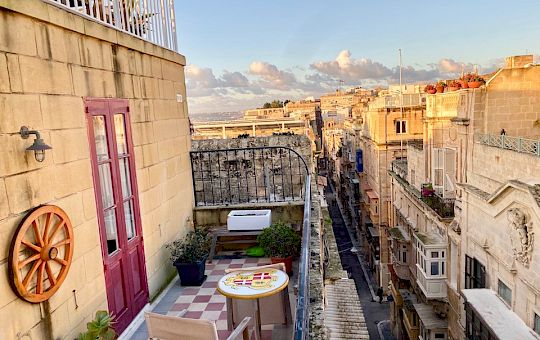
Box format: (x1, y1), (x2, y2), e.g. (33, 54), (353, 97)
(415, 237), (446, 278)
(410, 169), (415, 186)
(466, 304), (496, 340)
(395, 120), (407, 134)
(534, 314), (540, 335)
(434, 169), (443, 186)
(498, 280), (512, 306)
(432, 148), (456, 196)
(465, 255), (486, 289)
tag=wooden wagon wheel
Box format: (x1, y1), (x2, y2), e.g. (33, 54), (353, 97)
(9, 205), (74, 303)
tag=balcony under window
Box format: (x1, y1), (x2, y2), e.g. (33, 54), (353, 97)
(414, 232), (447, 299)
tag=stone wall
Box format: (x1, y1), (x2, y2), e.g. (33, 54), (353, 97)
(0, 1), (192, 338)
(469, 143), (540, 193)
(191, 135), (312, 206)
(484, 66), (540, 138)
(462, 185), (540, 329)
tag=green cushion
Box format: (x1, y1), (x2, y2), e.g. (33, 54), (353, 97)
(246, 245), (265, 257)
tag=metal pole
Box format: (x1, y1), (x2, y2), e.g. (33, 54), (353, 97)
(399, 48), (404, 157)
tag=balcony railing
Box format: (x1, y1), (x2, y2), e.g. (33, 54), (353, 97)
(391, 159), (408, 180)
(45, 0), (178, 51)
(421, 193), (455, 219)
(475, 133), (540, 157)
(190, 147), (308, 207)
(189, 146), (312, 339)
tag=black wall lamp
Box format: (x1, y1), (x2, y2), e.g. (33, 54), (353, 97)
(19, 126), (52, 162)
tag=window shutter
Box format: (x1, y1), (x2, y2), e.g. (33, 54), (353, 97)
(444, 148), (457, 196)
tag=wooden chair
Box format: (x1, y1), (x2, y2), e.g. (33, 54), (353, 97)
(145, 310), (251, 340)
(224, 263), (293, 329)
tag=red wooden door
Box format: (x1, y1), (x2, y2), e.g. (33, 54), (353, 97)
(85, 98), (148, 333)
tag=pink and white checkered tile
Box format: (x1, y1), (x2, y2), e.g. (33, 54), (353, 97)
(169, 258), (274, 340)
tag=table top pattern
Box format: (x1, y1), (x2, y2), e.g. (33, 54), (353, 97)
(217, 268), (289, 299)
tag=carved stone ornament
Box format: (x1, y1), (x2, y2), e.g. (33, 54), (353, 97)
(507, 208), (533, 267)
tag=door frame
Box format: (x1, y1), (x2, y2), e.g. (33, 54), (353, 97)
(85, 97), (149, 332)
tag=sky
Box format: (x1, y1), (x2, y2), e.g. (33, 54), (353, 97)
(174, 0), (540, 114)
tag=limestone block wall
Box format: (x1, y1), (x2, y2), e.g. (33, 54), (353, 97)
(484, 66), (540, 138)
(469, 143), (540, 193)
(462, 189), (540, 329)
(0, 1), (192, 338)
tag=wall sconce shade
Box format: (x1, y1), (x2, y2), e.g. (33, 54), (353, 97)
(20, 126), (52, 162)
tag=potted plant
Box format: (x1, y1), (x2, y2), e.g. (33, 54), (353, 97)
(421, 183), (435, 198)
(435, 81), (447, 93)
(166, 228), (212, 286)
(459, 74), (472, 88)
(424, 84), (437, 94)
(448, 80), (461, 91)
(468, 75), (485, 88)
(257, 222), (301, 275)
(77, 311), (115, 340)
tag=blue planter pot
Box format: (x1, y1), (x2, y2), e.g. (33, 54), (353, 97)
(173, 256), (207, 286)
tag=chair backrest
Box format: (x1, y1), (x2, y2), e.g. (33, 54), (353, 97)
(145, 312), (219, 340)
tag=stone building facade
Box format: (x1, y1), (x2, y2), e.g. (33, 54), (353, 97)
(0, 1), (192, 338)
(387, 56), (540, 340)
(356, 93), (426, 287)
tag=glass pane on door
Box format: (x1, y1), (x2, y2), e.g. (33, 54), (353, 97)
(119, 158), (132, 199)
(124, 200), (135, 240)
(104, 208), (119, 254)
(93, 116), (109, 161)
(114, 114), (128, 155)
(98, 164), (115, 209)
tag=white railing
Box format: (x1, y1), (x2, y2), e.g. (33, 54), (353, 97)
(369, 93), (425, 109)
(45, 0), (178, 51)
(475, 133), (540, 157)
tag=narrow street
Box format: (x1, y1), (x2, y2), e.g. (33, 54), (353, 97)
(325, 186), (394, 340)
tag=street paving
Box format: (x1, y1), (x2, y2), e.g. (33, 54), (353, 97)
(325, 187), (395, 340)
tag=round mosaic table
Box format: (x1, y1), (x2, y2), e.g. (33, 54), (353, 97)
(217, 268), (291, 340)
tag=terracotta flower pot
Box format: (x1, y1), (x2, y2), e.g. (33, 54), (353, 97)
(426, 89), (437, 94)
(460, 80), (469, 89)
(468, 81), (483, 89)
(448, 86), (460, 92)
(271, 256), (293, 275)
(436, 86), (445, 93)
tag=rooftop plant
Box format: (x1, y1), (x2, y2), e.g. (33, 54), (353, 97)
(424, 84), (436, 92)
(257, 222), (301, 258)
(436, 81), (447, 87)
(166, 228), (212, 264)
(448, 80), (461, 88)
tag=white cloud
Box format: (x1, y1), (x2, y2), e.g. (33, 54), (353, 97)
(311, 50), (393, 82)
(186, 52), (509, 113)
(249, 61), (298, 90)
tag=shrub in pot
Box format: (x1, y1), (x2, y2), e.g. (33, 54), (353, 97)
(468, 75), (485, 88)
(435, 81), (447, 93)
(166, 228), (212, 286)
(448, 80), (461, 91)
(257, 222), (301, 275)
(424, 84), (437, 94)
